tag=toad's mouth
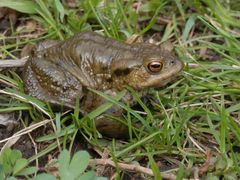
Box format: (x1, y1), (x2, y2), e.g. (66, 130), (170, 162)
(154, 73), (180, 89)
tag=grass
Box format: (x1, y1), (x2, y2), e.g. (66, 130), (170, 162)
(0, 0), (240, 179)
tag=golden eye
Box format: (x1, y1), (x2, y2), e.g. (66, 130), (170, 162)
(147, 61), (163, 73)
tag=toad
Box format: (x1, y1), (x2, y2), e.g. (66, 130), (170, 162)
(23, 32), (183, 138)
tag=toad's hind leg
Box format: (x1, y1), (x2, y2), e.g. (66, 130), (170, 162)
(23, 57), (83, 108)
(94, 109), (130, 138)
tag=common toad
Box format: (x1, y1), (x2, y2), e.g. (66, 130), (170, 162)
(23, 32), (183, 137)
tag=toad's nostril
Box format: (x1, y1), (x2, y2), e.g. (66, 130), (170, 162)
(170, 60), (175, 65)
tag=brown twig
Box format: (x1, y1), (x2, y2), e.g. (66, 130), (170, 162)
(199, 149), (212, 175)
(89, 159), (178, 180)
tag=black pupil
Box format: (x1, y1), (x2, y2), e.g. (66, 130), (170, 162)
(151, 63), (161, 69)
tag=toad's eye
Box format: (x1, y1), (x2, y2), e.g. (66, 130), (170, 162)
(147, 61), (163, 73)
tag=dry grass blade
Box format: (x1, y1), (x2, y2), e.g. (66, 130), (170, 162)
(89, 158), (180, 180)
(0, 119), (52, 144)
(0, 57), (28, 68)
